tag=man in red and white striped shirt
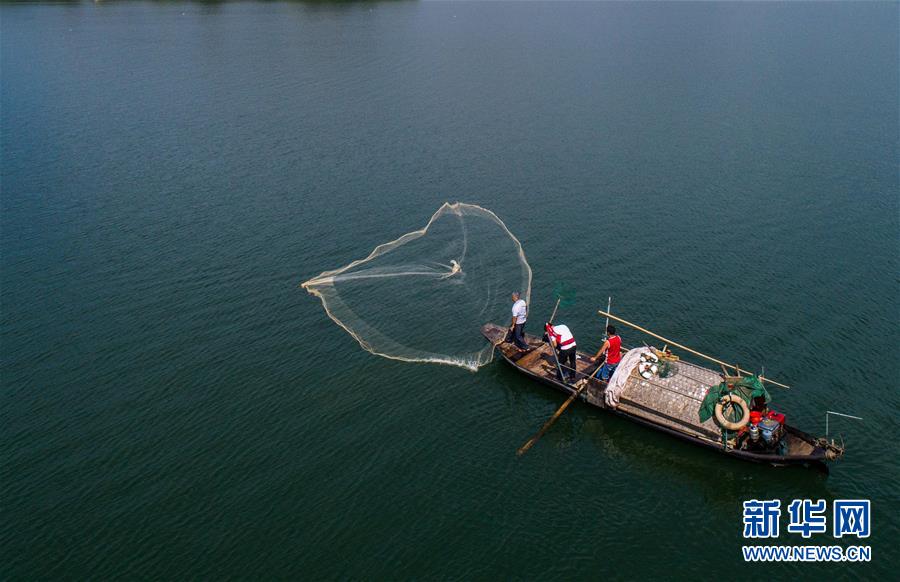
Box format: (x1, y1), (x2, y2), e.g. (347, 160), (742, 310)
(544, 322), (577, 383)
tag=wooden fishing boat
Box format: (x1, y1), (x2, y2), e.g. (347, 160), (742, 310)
(482, 323), (845, 468)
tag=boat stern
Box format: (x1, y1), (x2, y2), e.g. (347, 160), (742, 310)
(821, 437), (846, 462)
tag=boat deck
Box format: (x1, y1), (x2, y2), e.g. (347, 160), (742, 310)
(483, 322), (835, 464)
(484, 323), (721, 438)
(484, 323), (599, 384)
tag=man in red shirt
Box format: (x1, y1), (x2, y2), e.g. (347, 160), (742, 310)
(592, 325), (622, 381)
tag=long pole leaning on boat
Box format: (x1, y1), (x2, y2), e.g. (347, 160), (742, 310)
(592, 296), (612, 379)
(596, 309), (791, 389)
(517, 296), (581, 457)
(546, 297), (566, 384)
(604, 296), (611, 337)
(516, 380), (590, 456)
(548, 296), (561, 325)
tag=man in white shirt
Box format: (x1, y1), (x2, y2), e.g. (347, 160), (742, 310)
(508, 292), (528, 350)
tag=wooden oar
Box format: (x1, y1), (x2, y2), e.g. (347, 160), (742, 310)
(596, 309), (790, 389)
(516, 296), (581, 456)
(517, 381), (590, 456)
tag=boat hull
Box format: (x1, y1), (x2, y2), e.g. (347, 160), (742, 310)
(482, 323), (839, 468)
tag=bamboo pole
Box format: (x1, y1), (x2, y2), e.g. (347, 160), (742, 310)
(603, 296), (611, 339)
(547, 297), (565, 383)
(517, 381), (590, 456)
(517, 295), (583, 456)
(548, 297), (561, 324)
(596, 309), (790, 389)
(593, 296), (612, 380)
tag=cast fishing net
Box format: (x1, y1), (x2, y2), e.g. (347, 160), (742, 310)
(302, 203), (532, 370)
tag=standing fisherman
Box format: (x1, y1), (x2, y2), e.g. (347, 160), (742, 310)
(507, 292), (529, 350)
(545, 322), (577, 382)
(592, 325), (622, 381)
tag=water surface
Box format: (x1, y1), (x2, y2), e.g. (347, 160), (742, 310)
(2, 1), (898, 578)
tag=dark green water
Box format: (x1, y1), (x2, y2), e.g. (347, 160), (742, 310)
(2, 1), (898, 579)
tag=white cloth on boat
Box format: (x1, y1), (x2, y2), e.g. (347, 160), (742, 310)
(604, 347), (649, 409)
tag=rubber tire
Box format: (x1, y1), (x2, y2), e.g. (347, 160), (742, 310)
(715, 394), (750, 430)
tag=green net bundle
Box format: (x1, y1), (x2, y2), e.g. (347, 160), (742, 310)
(698, 375), (771, 423)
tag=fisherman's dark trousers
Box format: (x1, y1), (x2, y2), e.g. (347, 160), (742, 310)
(558, 347), (576, 381)
(512, 323), (528, 349)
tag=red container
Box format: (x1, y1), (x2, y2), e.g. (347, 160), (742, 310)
(767, 411), (786, 425)
(749, 411), (763, 425)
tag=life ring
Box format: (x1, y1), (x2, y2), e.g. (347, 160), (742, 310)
(714, 394), (750, 430)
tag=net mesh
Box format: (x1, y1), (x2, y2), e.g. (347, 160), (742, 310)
(302, 202), (532, 370)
